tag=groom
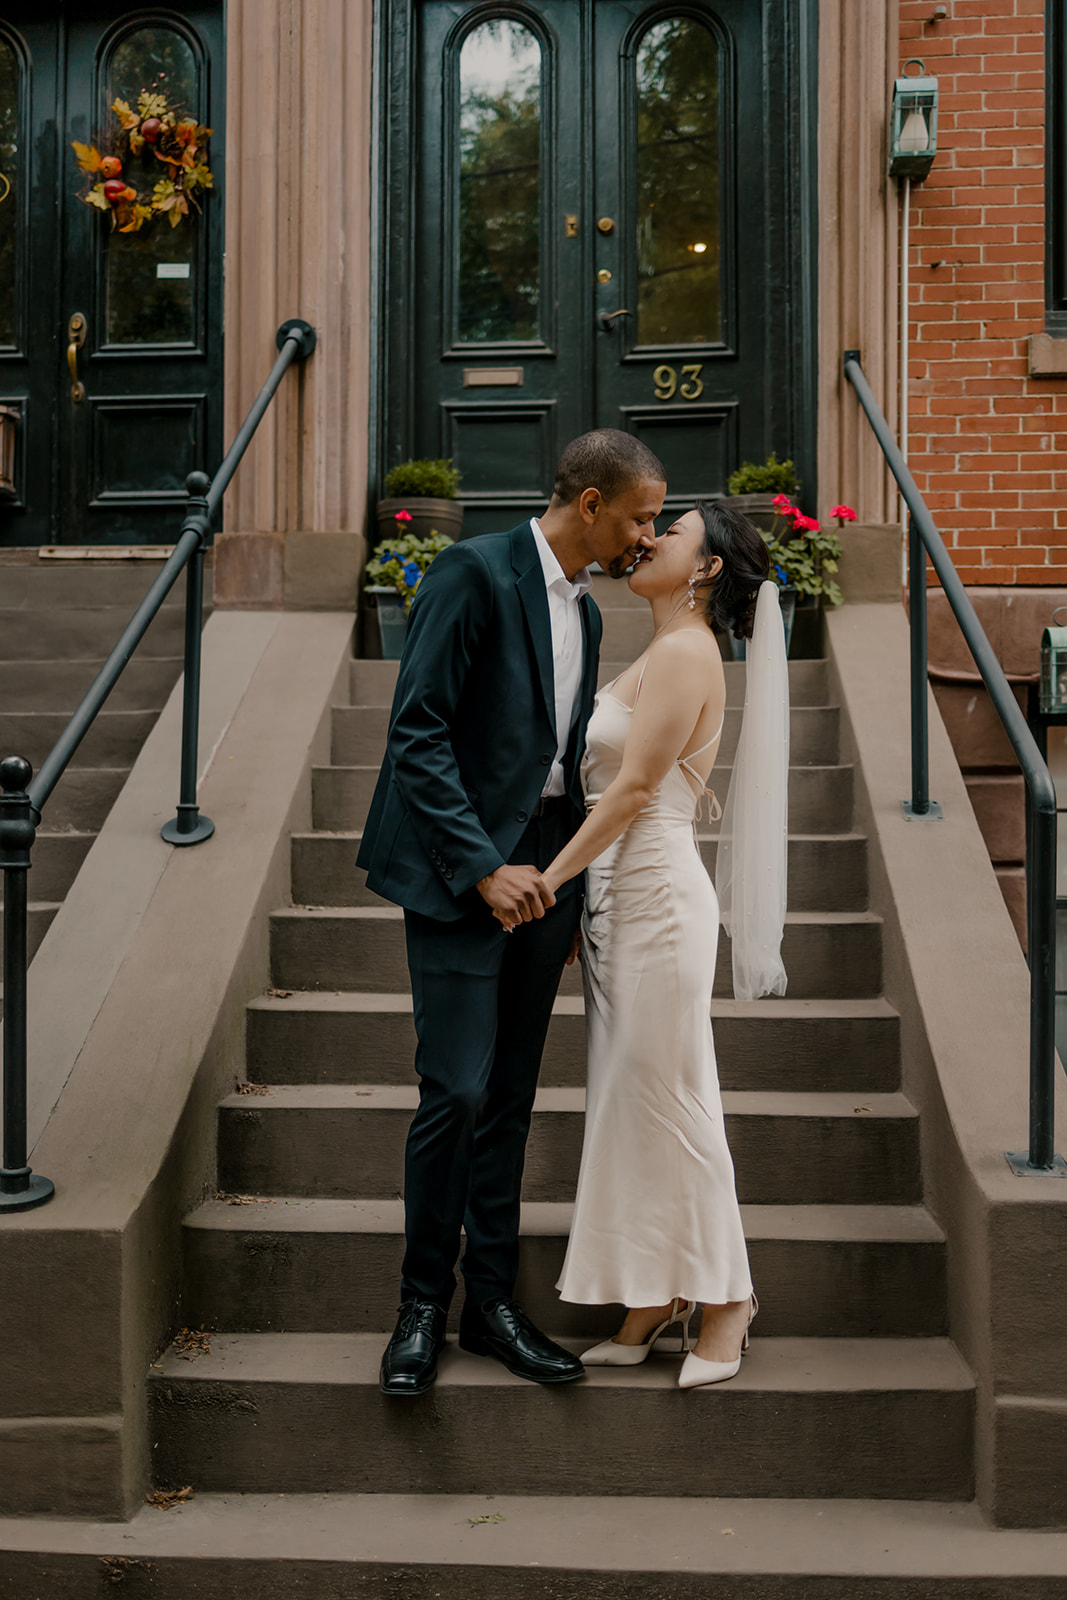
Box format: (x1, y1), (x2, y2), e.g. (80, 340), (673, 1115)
(359, 429), (666, 1396)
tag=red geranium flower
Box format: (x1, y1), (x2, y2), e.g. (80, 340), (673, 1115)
(394, 509), (413, 523)
(792, 513), (821, 533)
(830, 504), (857, 523)
(771, 493), (794, 510)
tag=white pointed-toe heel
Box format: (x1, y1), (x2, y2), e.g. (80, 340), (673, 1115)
(581, 1298), (694, 1367)
(678, 1294), (758, 1390)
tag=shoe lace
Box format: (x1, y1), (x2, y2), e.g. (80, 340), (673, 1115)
(396, 1301), (441, 1339)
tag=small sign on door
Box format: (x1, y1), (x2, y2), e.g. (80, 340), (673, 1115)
(156, 263), (191, 280)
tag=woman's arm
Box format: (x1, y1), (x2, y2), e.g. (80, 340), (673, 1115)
(540, 630), (724, 900)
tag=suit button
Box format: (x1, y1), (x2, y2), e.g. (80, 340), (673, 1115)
(444, 868), (453, 880)
(540, 753), (551, 766)
(516, 810), (528, 823)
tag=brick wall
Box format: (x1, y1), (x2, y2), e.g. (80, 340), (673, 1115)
(900, 0), (1067, 584)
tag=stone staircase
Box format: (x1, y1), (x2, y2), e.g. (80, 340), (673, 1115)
(151, 580), (976, 1571)
(0, 557), (209, 962)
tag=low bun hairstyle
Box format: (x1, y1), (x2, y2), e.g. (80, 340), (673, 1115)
(692, 499), (770, 641)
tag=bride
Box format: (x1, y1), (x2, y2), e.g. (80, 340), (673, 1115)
(496, 500), (789, 1388)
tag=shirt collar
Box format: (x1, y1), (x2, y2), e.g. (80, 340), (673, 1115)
(530, 518), (593, 599)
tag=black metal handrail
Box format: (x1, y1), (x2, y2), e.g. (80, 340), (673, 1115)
(0, 318), (317, 1212)
(843, 351), (1062, 1176)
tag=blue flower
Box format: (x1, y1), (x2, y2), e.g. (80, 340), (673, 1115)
(377, 550), (396, 565)
(402, 560), (420, 587)
(774, 563), (788, 586)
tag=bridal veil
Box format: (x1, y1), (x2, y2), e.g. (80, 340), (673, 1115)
(715, 579), (790, 1001)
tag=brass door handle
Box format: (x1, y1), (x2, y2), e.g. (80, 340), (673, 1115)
(67, 313), (86, 402)
(598, 308), (632, 332)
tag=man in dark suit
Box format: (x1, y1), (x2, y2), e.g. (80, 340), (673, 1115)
(358, 429), (666, 1396)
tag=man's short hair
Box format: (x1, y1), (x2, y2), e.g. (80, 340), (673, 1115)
(552, 429), (666, 507)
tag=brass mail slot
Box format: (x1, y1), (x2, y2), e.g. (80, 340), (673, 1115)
(463, 367), (525, 388)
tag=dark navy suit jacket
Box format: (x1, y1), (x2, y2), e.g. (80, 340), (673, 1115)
(356, 520), (603, 923)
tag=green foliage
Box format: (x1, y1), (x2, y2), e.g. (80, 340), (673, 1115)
(383, 458), (462, 500)
(765, 517), (843, 606)
(727, 453), (799, 497)
(365, 530), (454, 614)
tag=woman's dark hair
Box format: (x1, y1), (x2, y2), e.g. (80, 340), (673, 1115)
(692, 499), (770, 641)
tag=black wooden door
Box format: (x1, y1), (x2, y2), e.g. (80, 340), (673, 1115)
(383, 0), (815, 538)
(0, 2), (223, 547)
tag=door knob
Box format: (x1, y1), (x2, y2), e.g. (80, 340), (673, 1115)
(67, 313), (87, 403)
(598, 308), (632, 332)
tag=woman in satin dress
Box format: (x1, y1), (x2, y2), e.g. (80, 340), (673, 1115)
(496, 501), (780, 1389)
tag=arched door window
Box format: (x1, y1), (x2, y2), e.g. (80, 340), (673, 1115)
(102, 22), (203, 347)
(634, 14), (722, 347)
(0, 33), (22, 351)
(457, 18), (543, 344)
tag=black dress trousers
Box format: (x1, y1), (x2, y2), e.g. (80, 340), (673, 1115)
(399, 804), (580, 1311)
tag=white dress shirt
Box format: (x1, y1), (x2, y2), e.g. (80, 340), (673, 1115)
(531, 518), (592, 798)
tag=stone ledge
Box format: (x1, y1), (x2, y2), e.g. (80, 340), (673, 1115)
(215, 531), (366, 610)
(1028, 332), (1067, 377)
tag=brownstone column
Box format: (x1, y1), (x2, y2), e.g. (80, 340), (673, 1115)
(817, 0), (900, 529)
(218, 0), (373, 607)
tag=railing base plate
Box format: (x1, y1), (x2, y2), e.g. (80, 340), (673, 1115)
(901, 799), (943, 820)
(0, 1173), (55, 1211)
(1005, 1151), (1067, 1178)
(161, 813), (215, 847)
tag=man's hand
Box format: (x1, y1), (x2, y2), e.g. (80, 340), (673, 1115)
(478, 864), (555, 930)
(565, 926), (582, 966)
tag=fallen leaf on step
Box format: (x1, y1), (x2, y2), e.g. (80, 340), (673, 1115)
(469, 1513), (507, 1526)
(173, 1328), (212, 1361)
(853, 1105), (872, 1113)
(145, 1486), (195, 1510)
(266, 988), (292, 999)
(237, 1081), (272, 1096)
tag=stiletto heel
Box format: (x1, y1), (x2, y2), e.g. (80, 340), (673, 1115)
(678, 1294), (757, 1389)
(581, 1298), (693, 1367)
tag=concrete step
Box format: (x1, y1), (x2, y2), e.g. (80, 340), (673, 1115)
(34, 768), (127, 832)
(245, 993), (902, 1093)
(0, 560), (211, 609)
(312, 761), (856, 835)
(183, 1197), (945, 1339)
(598, 608), (654, 658)
(147, 1332), (973, 1500)
(0, 656), (183, 713)
(331, 703), (841, 769)
(216, 1085), (920, 1206)
(12, 1491), (1067, 1598)
(26, 903), (60, 964)
(0, 606), (189, 660)
(0, 832), (93, 903)
(269, 907), (884, 1001)
(349, 656), (832, 709)
(290, 830), (869, 913)
(0, 710), (159, 770)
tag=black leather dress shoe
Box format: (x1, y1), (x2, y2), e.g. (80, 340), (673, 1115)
(379, 1300), (447, 1396)
(459, 1296), (584, 1384)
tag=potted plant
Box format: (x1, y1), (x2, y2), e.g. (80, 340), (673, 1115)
(377, 458), (463, 544)
(725, 452), (799, 530)
(733, 498), (851, 659)
(364, 516), (455, 659)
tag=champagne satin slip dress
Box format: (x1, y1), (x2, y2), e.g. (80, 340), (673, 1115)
(556, 668), (754, 1309)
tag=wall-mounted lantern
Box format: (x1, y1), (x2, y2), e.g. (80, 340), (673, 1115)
(0, 406), (17, 500)
(1040, 612), (1067, 713)
(889, 61), (938, 181)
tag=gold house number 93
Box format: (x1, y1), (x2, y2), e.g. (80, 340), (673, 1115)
(653, 364), (704, 401)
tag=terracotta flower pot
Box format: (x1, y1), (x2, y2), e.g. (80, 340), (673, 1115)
(376, 497), (464, 545)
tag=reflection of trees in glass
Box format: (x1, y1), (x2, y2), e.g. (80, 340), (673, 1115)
(0, 40), (18, 347)
(105, 29), (198, 346)
(458, 21), (540, 342)
(636, 18), (721, 346)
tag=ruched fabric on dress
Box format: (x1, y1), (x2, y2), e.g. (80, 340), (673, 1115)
(556, 690), (753, 1309)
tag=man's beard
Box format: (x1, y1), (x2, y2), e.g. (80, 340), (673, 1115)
(605, 551), (637, 578)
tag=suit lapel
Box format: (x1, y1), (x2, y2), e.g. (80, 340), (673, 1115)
(513, 525), (556, 735)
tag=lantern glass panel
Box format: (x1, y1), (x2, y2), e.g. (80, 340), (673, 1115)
(1040, 628), (1067, 713)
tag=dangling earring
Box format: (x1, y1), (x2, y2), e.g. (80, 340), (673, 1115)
(687, 575), (698, 611)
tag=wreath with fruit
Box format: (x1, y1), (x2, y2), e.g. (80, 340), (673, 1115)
(71, 86), (213, 233)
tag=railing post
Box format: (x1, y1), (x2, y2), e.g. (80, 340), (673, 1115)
(161, 471), (215, 847)
(0, 757), (55, 1211)
(907, 517), (931, 816)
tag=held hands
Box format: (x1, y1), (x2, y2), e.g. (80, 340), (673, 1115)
(477, 864), (556, 932)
